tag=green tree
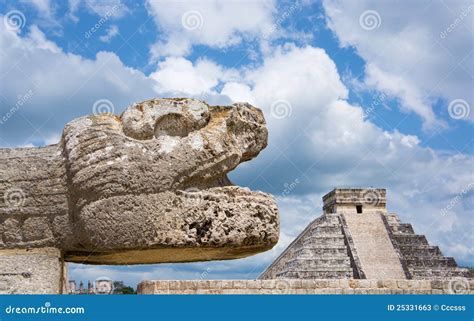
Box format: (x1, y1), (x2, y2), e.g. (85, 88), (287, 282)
(112, 281), (136, 294)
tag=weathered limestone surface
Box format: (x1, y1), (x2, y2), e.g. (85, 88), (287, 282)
(0, 98), (279, 265)
(137, 279), (474, 294)
(342, 211), (406, 279)
(0, 248), (64, 294)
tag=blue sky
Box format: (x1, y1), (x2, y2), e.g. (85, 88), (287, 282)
(0, 0), (473, 287)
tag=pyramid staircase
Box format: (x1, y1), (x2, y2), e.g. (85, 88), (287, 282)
(260, 188), (470, 280)
(384, 213), (470, 279)
(260, 214), (355, 279)
(260, 211), (470, 280)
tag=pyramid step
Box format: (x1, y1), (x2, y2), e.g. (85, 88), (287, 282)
(303, 236), (346, 247)
(393, 234), (428, 246)
(402, 257), (457, 268)
(390, 223), (414, 234)
(311, 225), (343, 235)
(323, 215), (341, 224)
(409, 267), (470, 279)
(384, 213), (401, 225)
(397, 245), (442, 257)
(293, 247), (348, 257)
(277, 269), (353, 279)
(285, 257), (351, 270)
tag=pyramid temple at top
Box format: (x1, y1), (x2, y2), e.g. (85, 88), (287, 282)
(259, 188), (469, 280)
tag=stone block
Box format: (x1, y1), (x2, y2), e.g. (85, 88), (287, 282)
(136, 281), (156, 294)
(312, 280), (329, 288)
(349, 279), (359, 288)
(168, 281), (180, 290)
(397, 280), (409, 289)
(261, 279), (275, 289)
(155, 281), (170, 290)
(339, 279), (349, 288)
(0, 248), (64, 294)
(207, 280), (221, 289)
(220, 280), (233, 289)
(232, 280), (247, 289)
(245, 280), (261, 289)
(327, 280), (340, 288)
(342, 288), (354, 294)
(358, 280), (372, 288)
(288, 279), (302, 288)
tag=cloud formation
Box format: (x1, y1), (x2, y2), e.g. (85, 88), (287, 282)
(146, 0), (275, 57)
(323, 0), (474, 129)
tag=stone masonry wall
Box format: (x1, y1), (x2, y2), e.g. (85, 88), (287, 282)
(138, 279), (473, 294)
(0, 248), (65, 294)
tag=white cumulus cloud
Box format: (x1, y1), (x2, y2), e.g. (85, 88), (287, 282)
(146, 0), (276, 57)
(322, 0), (474, 128)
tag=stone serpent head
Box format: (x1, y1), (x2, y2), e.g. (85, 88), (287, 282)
(49, 98), (279, 264)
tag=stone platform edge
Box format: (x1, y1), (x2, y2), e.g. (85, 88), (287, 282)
(137, 279), (473, 294)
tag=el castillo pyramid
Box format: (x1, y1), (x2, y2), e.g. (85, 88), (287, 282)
(259, 188), (469, 280)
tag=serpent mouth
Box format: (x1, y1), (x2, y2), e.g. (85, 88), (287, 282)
(66, 186), (279, 265)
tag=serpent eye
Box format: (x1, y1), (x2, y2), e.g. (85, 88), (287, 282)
(154, 113), (188, 137)
(121, 98), (210, 140)
(154, 112), (209, 138)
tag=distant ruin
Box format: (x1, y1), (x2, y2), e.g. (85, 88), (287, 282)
(259, 188), (469, 280)
(0, 98), (279, 294)
(68, 278), (113, 295)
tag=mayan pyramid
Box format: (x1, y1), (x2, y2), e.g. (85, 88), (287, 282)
(259, 188), (469, 280)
